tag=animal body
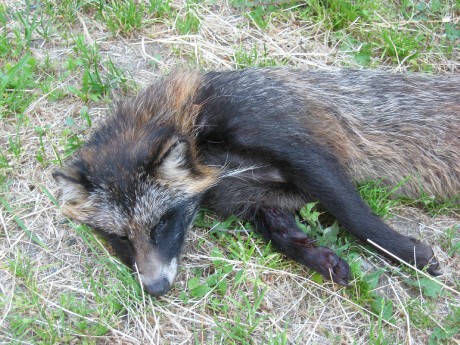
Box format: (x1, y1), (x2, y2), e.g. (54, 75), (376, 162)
(54, 69), (460, 296)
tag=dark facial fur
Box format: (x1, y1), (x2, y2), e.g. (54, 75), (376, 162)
(54, 123), (216, 296)
(55, 68), (459, 296)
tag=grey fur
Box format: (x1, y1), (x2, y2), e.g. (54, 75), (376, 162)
(54, 68), (459, 296)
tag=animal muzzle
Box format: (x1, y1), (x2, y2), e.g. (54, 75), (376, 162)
(143, 277), (171, 296)
(137, 256), (178, 297)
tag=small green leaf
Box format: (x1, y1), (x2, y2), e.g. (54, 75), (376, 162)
(404, 277), (443, 298)
(445, 23), (460, 41)
(190, 285), (211, 298)
(299, 202), (321, 223)
(187, 277), (200, 290)
(222, 263), (233, 274)
(429, 326), (459, 344)
(418, 278), (443, 298)
(65, 117), (75, 126)
(206, 274), (218, 287)
(354, 44), (372, 66)
(311, 272), (323, 284)
(217, 280), (228, 295)
(363, 269), (384, 290)
(210, 247), (223, 259)
(322, 223), (340, 242)
(370, 296), (394, 323)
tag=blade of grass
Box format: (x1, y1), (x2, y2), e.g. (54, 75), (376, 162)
(0, 197), (48, 249)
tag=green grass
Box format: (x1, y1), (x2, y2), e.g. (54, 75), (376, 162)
(1, 54), (37, 118)
(292, 0), (459, 70)
(233, 44), (282, 68)
(100, 0), (145, 36)
(1, 0), (459, 344)
(148, 0), (173, 18)
(66, 34), (134, 102)
(176, 1), (201, 35)
(4, 227), (134, 344)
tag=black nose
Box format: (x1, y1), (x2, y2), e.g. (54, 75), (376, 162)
(144, 278), (171, 297)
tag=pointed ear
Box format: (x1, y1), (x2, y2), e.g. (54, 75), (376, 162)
(52, 166), (94, 221)
(154, 136), (218, 192)
(156, 138), (190, 174)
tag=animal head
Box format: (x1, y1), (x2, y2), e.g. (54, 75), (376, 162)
(54, 129), (217, 296)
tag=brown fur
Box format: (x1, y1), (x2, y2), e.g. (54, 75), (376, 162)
(54, 68), (459, 296)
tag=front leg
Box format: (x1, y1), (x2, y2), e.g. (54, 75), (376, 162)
(252, 207), (351, 286)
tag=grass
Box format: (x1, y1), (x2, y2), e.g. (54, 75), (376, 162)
(100, 0), (145, 36)
(0, 0), (459, 344)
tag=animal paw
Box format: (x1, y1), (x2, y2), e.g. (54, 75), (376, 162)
(406, 240), (442, 276)
(306, 247), (351, 286)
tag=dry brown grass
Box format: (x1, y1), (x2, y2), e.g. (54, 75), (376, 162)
(1, 1), (459, 344)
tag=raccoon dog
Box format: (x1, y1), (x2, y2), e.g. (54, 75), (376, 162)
(54, 69), (460, 296)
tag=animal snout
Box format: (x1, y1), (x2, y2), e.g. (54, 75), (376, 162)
(143, 277), (171, 296)
(137, 257), (178, 296)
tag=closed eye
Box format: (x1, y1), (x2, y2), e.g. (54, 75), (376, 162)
(150, 217), (168, 244)
(107, 232), (129, 242)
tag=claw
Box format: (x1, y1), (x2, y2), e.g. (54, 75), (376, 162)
(310, 247), (351, 286)
(426, 257), (443, 276)
(332, 275), (350, 287)
(330, 256), (351, 286)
